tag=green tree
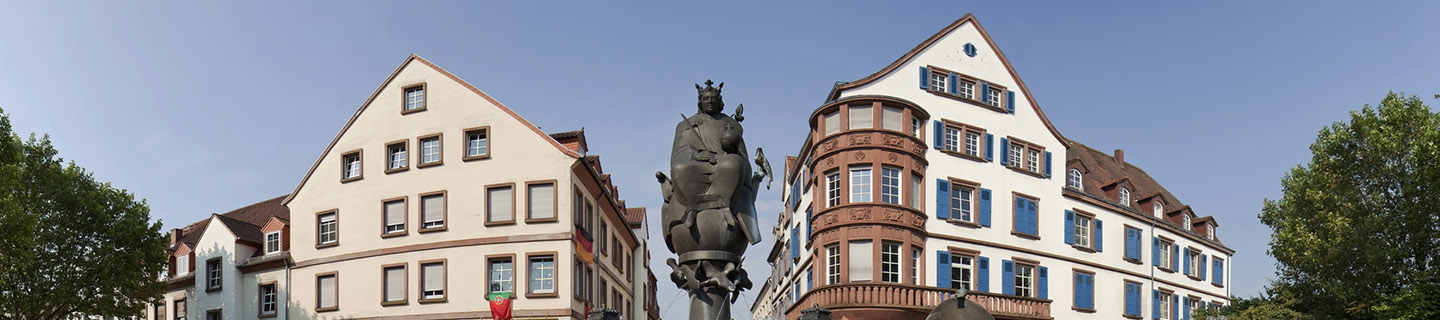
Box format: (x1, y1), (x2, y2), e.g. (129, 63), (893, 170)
(1259, 92), (1440, 319)
(1195, 294), (1306, 320)
(0, 108), (169, 320)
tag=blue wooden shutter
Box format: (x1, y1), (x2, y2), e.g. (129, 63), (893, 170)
(999, 138), (1010, 165)
(1006, 90), (1016, 113)
(1084, 274), (1095, 309)
(977, 257), (990, 292)
(980, 83), (990, 103)
(919, 67), (930, 90)
(1173, 294), (1180, 320)
(1126, 282), (1141, 316)
(1126, 228), (1140, 260)
(1214, 258), (1224, 285)
(1014, 198), (1025, 234)
(936, 251), (951, 288)
(932, 120), (943, 150)
(1095, 219), (1104, 252)
(984, 133), (994, 161)
(1200, 255), (1208, 281)
(1001, 260), (1014, 295)
(1184, 297), (1191, 320)
(1172, 245), (1179, 270)
(1183, 248), (1190, 275)
(1064, 210), (1075, 245)
(807, 269), (813, 290)
(936, 179), (951, 220)
(1153, 290), (1162, 318)
(1072, 273), (1083, 308)
(948, 74), (958, 94)
(1152, 237), (1161, 266)
(1037, 266), (1048, 299)
(791, 227), (799, 260)
(978, 188), (992, 227)
(805, 207), (812, 240)
(1027, 199), (1039, 235)
(1043, 151), (1053, 178)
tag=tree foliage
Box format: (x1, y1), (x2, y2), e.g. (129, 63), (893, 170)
(1258, 92), (1440, 318)
(0, 108), (169, 320)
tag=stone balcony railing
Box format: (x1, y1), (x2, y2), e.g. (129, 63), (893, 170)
(784, 283), (1052, 320)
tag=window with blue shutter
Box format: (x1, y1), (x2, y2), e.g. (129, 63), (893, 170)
(1006, 90), (1016, 113)
(1126, 227), (1141, 261)
(807, 269), (813, 291)
(1200, 254), (1208, 281)
(1001, 260), (1014, 295)
(936, 251), (950, 288)
(999, 138), (1010, 165)
(1153, 290), (1162, 319)
(980, 83), (990, 104)
(936, 179), (950, 220)
(1073, 272), (1093, 310)
(1173, 294), (1180, 320)
(790, 227), (799, 260)
(1183, 248), (1190, 275)
(805, 207), (812, 241)
(1125, 282), (1141, 316)
(932, 120), (943, 150)
(1037, 266), (1048, 299)
(977, 257), (989, 292)
(1043, 151), (1052, 178)
(1095, 219), (1103, 252)
(948, 73), (958, 94)
(984, 133), (994, 162)
(919, 67), (930, 90)
(1213, 257), (1224, 285)
(978, 188), (992, 227)
(1153, 237), (1162, 267)
(1172, 245), (1179, 271)
(1183, 296), (1192, 320)
(1064, 210), (1075, 245)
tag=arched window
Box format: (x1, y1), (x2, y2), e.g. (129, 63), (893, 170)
(1153, 201), (1164, 217)
(1208, 225), (1216, 240)
(1183, 215), (1192, 229)
(1067, 169), (1082, 189)
(1118, 188), (1131, 206)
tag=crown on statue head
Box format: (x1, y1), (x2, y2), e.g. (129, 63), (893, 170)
(695, 79), (723, 95)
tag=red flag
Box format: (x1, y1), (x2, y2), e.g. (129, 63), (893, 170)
(489, 294), (512, 320)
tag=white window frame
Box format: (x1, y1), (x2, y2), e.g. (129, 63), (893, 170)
(317, 213), (337, 245)
(1119, 187), (1131, 207)
(1155, 201), (1165, 217)
(420, 136), (441, 165)
(1026, 149), (1040, 173)
(986, 86), (1002, 107)
(910, 118), (922, 138)
(403, 85), (425, 111)
(951, 253), (974, 290)
(387, 142), (407, 170)
(421, 262), (445, 300)
(1014, 263), (1034, 298)
(488, 258), (513, 294)
(529, 256), (556, 294)
(1188, 249), (1201, 277)
(943, 126), (960, 152)
(1067, 169), (1082, 189)
(1184, 215), (1192, 229)
(260, 283), (277, 315)
(929, 72), (947, 91)
(880, 242), (900, 283)
(384, 199), (406, 234)
(910, 247), (920, 285)
(826, 245), (840, 284)
(825, 171), (840, 208)
(958, 80), (976, 100)
(849, 166), (871, 204)
(950, 183), (975, 223)
(1075, 215), (1092, 248)
(264, 231), (281, 254)
(176, 255), (190, 275)
(1159, 292), (1173, 320)
(465, 128), (489, 158)
(1160, 241), (1174, 269)
(1208, 225), (1215, 240)
(965, 131), (980, 157)
(206, 258), (221, 290)
(880, 167), (901, 205)
(342, 153), (361, 179)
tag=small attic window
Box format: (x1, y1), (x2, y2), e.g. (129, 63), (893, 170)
(402, 83), (427, 114)
(265, 231), (281, 254)
(1118, 187), (1131, 207)
(1208, 225), (1216, 240)
(1183, 215), (1192, 230)
(1153, 201), (1164, 218)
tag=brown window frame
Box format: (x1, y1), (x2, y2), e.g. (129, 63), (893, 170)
(384, 139), (409, 174)
(938, 119), (988, 162)
(340, 149), (363, 183)
(1157, 237), (1176, 273)
(1123, 279), (1145, 318)
(462, 126), (492, 161)
(173, 298), (186, 320)
(1010, 192), (1042, 240)
(1011, 258), (1040, 298)
(924, 66), (1008, 113)
(524, 180), (559, 223)
(418, 259), (448, 304)
(947, 178), (982, 227)
(315, 209), (339, 249)
(416, 133), (444, 168)
(525, 252), (559, 298)
(1004, 136), (1046, 176)
(486, 254), (517, 295)
(315, 271), (339, 312)
(154, 301), (166, 320)
(1072, 209), (1098, 252)
(484, 183), (517, 226)
(257, 281), (278, 317)
(1186, 246), (1205, 280)
(204, 257), (222, 292)
(380, 263), (407, 306)
(417, 190), (448, 232)
(380, 196), (408, 238)
(400, 82), (427, 115)
(947, 247), (981, 291)
(1071, 268), (1097, 313)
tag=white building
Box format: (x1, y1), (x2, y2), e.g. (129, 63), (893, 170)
(150, 196), (291, 320)
(754, 14), (1232, 320)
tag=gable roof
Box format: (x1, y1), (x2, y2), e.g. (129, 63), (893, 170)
(1066, 140), (1226, 246)
(826, 13), (1067, 147)
(173, 195), (289, 249)
(282, 54), (581, 205)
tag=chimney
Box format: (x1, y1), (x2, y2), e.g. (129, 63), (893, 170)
(1114, 149), (1125, 164)
(170, 228), (183, 245)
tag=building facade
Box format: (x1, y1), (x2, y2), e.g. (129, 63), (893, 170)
(754, 14), (1233, 320)
(150, 196), (292, 320)
(150, 55), (655, 320)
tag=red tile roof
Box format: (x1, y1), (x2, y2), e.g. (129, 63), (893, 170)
(1066, 141), (1224, 243)
(173, 195), (289, 249)
(624, 207), (646, 227)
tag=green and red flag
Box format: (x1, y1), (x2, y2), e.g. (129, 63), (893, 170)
(487, 291), (513, 320)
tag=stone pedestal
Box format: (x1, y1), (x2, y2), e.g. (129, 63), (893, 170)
(799, 305), (833, 320)
(586, 307), (620, 320)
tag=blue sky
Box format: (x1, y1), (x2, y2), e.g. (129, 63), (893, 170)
(3, 1), (1438, 318)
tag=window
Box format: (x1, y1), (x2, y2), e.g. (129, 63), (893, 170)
(880, 167), (900, 205)
(402, 84), (426, 112)
(341, 150), (362, 182)
(488, 257), (513, 294)
(1159, 240), (1174, 270)
(264, 231), (281, 254)
(986, 84), (1003, 107)
(1072, 271), (1094, 310)
(1187, 249), (1201, 278)
(950, 183), (975, 223)
(825, 244), (840, 284)
(1118, 187), (1131, 206)
(823, 112), (839, 135)
(1013, 195), (1039, 237)
(849, 104), (872, 129)
(951, 253), (974, 290)
(205, 258), (221, 291)
(1014, 263), (1034, 298)
(1208, 224), (1216, 240)
(947, 80), (970, 100)
(420, 261), (446, 302)
(1124, 226), (1143, 261)
(929, 72), (947, 91)
(598, 220), (608, 254)
(1026, 149), (1040, 173)
(418, 134), (442, 167)
(943, 126), (958, 152)
(386, 140), (408, 172)
(316, 273), (338, 312)
(911, 118), (922, 138)
(940, 122), (986, 159)
(486, 185), (514, 224)
(1008, 144), (1022, 168)
(880, 241), (900, 283)
(1183, 215), (1192, 229)
(529, 255), (555, 294)
(1067, 169), (1082, 189)
(849, 166), (871, 203)
(848, 240), (873, 282)
(206, 309), (220, 320)
(382, 198), (406, 236)
(420, 191), (446, 230)
(825, 171), (840, 207)
(910, 173), (923, 209)
(526, 182), (556, 221)
(1153, 201), (1164, 217)
(1124, 281), (1142, 317)
(910, 246), (921, 285)
(881, 106), (903, 131)
(464, 127), (490, 160)
(1074, 215), (1092, 248)
(1004, 138), (1045, 174)
(1159, 292), (1173, 320)
(573, 260), (585, 300)
(176, 255), (190, 275)
(173, 299), (186, 320)
(317, 211), (338, 247)
(382, 264), (406, 305)
(155, 302), (166, 320)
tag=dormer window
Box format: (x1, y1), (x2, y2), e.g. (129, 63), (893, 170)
(1183, 215), (1192, 230)
(1153, 201), (1164, 218)
(264, 231), (281, 254)
(1208, 225), (1215, 240)
(1066, 169), (1082, 189)
(176, 255), (190, 275)
(1118, 187), (1131, 207)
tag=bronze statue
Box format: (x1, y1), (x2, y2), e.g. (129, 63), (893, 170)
(657, 80), (769, 320)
